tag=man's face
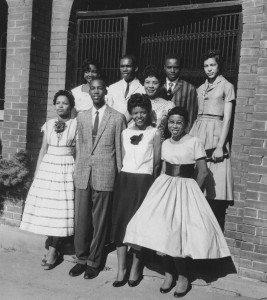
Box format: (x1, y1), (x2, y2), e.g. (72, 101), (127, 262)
(89, 79), (107, 108)
(164, 58), (181, 82)
(120, 58), (138, 83)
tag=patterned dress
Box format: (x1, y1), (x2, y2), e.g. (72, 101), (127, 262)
(20, 118), (77, 236)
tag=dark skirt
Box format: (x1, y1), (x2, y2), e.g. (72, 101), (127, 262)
(110, 171), (154, 244)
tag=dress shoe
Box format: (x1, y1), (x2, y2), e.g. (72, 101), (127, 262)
(173, 282), (192, 298)
(113, 275), (128, 287)
(128, 275), (143, 287)
(69, 263), (86, 277)
(160, 281), (175, 294)
(84, 266), (100, 279)
(41, 258), (47, 266)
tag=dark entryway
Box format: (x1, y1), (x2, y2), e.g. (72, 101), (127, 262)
(75, 1), (242, 87)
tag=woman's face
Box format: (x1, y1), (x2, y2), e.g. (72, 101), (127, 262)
(83, 64), (99, 84)
(144, 76), (160, 98)
(168, 114), (186, 138)
(203, 57), (220, 81)
(55, 95), (71, 117)
(131, 106), (149, 129)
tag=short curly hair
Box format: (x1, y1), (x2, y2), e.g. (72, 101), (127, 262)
(53, 90), (75, 108)
(140, 65), (165, 86)
(202, 49), (224, 72)
(167, 106), (189, 127)
(127, 93), (152, 116)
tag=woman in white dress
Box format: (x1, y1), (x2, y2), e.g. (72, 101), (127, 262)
(20, 90), (77, 270)
(71, 58), (101, 113)
(141, 65), (174, 134)
(124, 107), (231, 297)
(111, 93), (162, 288)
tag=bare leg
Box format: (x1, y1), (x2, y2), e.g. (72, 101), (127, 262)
(129, 249), (142, 281)
(45, 236), (60, 264)
(174, 257), (189, 294)
(115, 244), (127, 281)
(161, 255), (174, 290)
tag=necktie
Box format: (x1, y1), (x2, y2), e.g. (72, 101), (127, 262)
(124, 82), (130, 99)
(92, 111), (99, 143)
(168, 82), (174, 94)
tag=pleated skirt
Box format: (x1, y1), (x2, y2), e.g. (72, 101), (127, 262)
(190, 116), (233, 201)
(20, 152), (75, 237)
(111, 171), (154, 243)
(124, 174), (231, 259)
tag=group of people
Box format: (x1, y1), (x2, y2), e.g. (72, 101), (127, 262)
(20, 49), (235, 298)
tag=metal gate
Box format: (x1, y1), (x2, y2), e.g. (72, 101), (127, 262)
(75, 17), (128, 85)
(139, 12), (242, 87)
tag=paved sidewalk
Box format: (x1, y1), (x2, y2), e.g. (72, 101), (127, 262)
(0, 224), (267, 300)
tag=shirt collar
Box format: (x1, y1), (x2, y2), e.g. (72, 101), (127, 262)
(204, 74), (223, 89)
(166, 78), (179, 87)
(92, 104), (107, 114)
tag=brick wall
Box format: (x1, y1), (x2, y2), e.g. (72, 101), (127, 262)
(26, 0), (52, 161)
(1, 0), (34, 159)
(46, 0), (74, 120)
(0, 198), (23, 227)
(227, 0), (267, 282)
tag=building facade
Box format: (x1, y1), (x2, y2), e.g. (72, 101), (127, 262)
(0, 0), (266, 281)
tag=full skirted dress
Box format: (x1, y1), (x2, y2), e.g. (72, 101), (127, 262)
(20, 118), (77, 237)
(110, 127), (158, 243)
(190, 75), (235, 201)
(124, 137), (230, 259)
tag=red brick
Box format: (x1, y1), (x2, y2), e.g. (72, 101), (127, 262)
(246, 200), (267, 210)
(256, 228), (267, 237)
(241, 242), (254, 251)
(240, 249), (267, 263)
(237, 224), (256, 235)
(247, 174), (261, 182)
(239, 267), (266, 282)
(249, 156), (263, 165)
(258, 211), (267, 219)
(259, 193), (267, 200)
(248, 165), (267, 176)
(243, 216), (267, 228)
(240, 258), (252, 269)
(253, 262), (267, 273)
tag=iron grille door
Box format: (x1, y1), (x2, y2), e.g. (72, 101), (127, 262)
(76, 17), (128, 85)
(139, 12), (242, 88)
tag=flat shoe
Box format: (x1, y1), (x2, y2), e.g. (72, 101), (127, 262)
(174, 282), (192, 298)
(43, 254), (63, 271)
(128, 275), (143, 287)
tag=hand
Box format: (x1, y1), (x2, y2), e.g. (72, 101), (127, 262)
(212, 146), (224, 162)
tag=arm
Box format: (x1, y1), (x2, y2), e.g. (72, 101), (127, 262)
(153, 129), (162, 178)
(115, 115), (127, 171)
(125, 111), (132, 123)
(195, 158), (209, 188)
(212, 101), (233, 161)
(34, 133), (48, 178)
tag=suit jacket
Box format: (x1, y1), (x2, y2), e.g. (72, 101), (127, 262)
(163, 79), (198, 132)
(74, 105), (127, 191)
(107, 78), (145, 115)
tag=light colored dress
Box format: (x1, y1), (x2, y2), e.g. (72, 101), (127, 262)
(190, 75), (235, 201)
(124, 136), (231, 259)
(71, 85), (93, 112)
(20, 119), (77, 236)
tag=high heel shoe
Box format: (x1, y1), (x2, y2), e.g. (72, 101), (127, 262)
(160, 281), (175, 294)
(128, 275), (143, 287)
(112, 274), (128, 287)
(173, 282), (192, 298)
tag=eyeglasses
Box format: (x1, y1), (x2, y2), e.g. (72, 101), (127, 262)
(168, 120), (185, 126)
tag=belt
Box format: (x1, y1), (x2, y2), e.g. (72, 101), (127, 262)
(165, 162), (195, 178)
(197, 114), (223, 120)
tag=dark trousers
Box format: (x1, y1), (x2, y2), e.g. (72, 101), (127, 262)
(74, 182), (112, 268)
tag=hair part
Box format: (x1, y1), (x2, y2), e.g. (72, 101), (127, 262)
(53, 90), (75, 108)
(202, 49), (224, 71)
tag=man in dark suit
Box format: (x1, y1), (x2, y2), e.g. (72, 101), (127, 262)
(69, 78), (126, 279)
(163, 54), (198, 132)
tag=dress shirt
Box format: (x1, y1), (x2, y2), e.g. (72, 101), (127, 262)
(92, 104), (107, 126)
(166, 78), (179, 92)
